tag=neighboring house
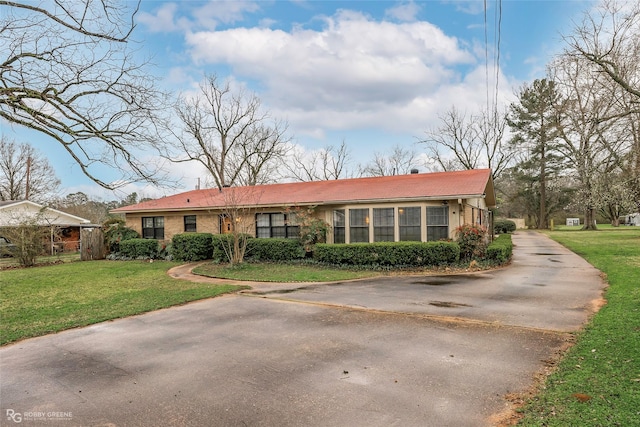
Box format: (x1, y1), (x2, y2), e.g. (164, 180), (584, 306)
(112, 169), (496, 244)
(0, 200), (98, 252)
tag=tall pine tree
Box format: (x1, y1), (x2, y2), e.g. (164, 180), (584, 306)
(507, 79), (564, 229)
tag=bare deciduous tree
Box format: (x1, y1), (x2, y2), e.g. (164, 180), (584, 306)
(217, 186), (263, 265)
(359, 144), (419, 177)
(286, 141), (352, 181)
(0, 136), (60, 202)
(550, 54), (631, 229)
(565, 0), (640, 104)
(0, 208), (57, 266)
(170, 74), (291, 190)
(0, 1), (168, 188)
(420, 107), (512, 181)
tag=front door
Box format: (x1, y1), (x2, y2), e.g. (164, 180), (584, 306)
(220, 215), (233, 234)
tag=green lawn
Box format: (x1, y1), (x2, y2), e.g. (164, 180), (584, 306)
(0, 251), (81, 268)
(0, 260), (246, 345)
(192, 261), (380, 282)
(518, 227), (640, 426)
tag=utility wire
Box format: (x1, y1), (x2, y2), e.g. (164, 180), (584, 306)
(484, 0), (490, 122)
(494, 0), (502, 123)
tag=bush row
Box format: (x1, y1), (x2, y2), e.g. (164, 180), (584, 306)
(172, 233), (213, 261)
(210, 234), (306, 263)
(119, 238), (165, 259)
(246, 238), (306, 262)
(115, 232), (510, 266)
(313, 241), (460, 267)
(485, 233), (513, 264)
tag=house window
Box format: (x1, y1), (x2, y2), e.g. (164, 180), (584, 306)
(255, 213), (299, 238)
(373, 208), (394, 242)
(286, 212), (300, 239)
(142, 216), (164, 239)
(399, 207), (421, 241)
(333, 209), (345, 244)
(184, 215), (197, 232)
(426, 206), (449, 241)
(349, 208), (369, 243)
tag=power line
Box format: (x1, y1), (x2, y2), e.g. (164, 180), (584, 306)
(484, 0), (490, 119)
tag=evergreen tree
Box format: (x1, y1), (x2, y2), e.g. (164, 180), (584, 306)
(507, 79), (564, 229)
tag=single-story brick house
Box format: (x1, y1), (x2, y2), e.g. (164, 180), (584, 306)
(111, 169), (496, 244)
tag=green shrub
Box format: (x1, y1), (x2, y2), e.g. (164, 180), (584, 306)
(313, 241), (460, 267)
(119, 238), (160, 259)
(246, 238), (306, 262)
(103, 219), (140, 253)
(486, 234), (513, 264)
(494, 219), (517, 234)
(455, 224), (488, 261)
(285, 206), (330, 252)
(212, 234), (251, 263)
(171, 233), (214, 262)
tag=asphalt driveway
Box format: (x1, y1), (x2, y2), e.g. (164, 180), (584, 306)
(0, 231), (605, 426)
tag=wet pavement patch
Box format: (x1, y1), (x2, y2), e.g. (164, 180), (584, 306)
(429, 301), (473, 308)
(411, 274), (486, 286)
(412, 279), (453, 286)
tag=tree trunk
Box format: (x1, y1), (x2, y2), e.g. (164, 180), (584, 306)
(538, 142), (547, 229)
(582, 207), (598, 230)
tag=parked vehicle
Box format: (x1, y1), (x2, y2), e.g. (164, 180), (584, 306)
(0, 236), (17, 257)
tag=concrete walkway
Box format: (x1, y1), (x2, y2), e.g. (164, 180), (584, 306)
(0, 231), (606, 426)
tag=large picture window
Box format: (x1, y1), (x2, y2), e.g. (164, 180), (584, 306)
(184, 215), (196, 232)
(426, 206), (449, 241)
(256, 213), (299, 238)
(349, 208), (370, 243)
(399, 207), (421, 241)
(142, 216), (164, 239)
(373, 208), (394, 242)
(333, 210), (345, 244)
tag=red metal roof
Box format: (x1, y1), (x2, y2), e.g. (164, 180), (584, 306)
(112, 169), (495, 213)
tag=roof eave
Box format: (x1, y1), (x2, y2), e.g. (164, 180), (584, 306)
(111, 194), (492, 213)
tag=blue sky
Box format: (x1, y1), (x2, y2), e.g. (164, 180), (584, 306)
(3, 0), (594, 201)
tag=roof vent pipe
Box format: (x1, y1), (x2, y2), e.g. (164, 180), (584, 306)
(410, 168), (419, 174)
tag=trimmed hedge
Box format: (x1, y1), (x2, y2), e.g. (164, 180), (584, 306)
(246, 238), (305, 262)
(313, 241), (460, 267)
(494, 219), (517, 234)
(485, 233), (513, 264)
(119, 238), (160, 259)
(172, 233), (214, 262)
(212, 235), (305, 263)
(211, 234), (249, 262)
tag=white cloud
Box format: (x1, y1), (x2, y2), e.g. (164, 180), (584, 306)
(138, 3), (184, 33)
(444, 0), (486, 16)
(139, 1), (260, 33)
(385, 1), (422, 22)
(184, 9), (485, 138)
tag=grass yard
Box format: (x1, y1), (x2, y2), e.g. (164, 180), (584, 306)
(518, 227), (640, 426)
(0, 260), (246, 346)
(0, 251), (81, 268)
(192, 261), (381, 282)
